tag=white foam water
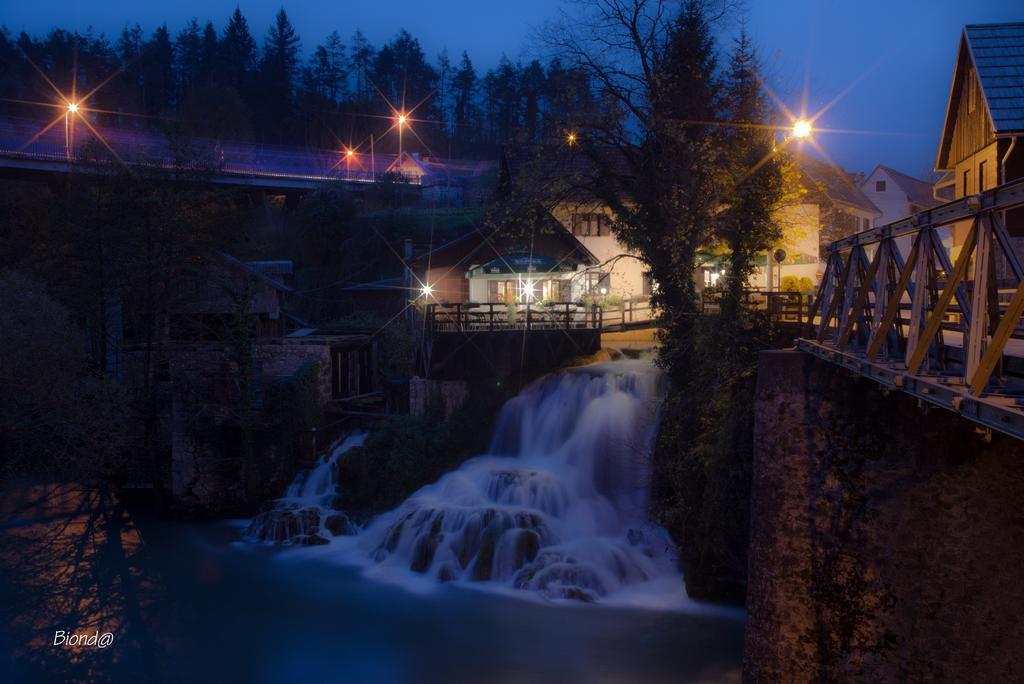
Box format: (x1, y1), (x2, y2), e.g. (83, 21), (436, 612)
(281, 359), (706, 610)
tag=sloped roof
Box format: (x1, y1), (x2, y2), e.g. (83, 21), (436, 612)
(937, 23), (1024, 169)
(867, 165), (941, 209)
(409, 203), (599, 271)
(794, 153), (880, 216)
(966, 23), (1024, 133)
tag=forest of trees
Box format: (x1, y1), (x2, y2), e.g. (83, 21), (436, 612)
(0, 8), (594, 157)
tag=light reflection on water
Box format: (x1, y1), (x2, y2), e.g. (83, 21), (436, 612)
(0, 482), (744, 683)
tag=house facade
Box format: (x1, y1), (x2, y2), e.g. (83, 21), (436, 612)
(749, 153), (880, 291)
(860, 165), (941, 226)
(936, 23), (1024, 259)
(408, 207), (599, 306)
(859, 165), (940, 262)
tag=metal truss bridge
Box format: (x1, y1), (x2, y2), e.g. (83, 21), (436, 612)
(798, 176), (1024, 440)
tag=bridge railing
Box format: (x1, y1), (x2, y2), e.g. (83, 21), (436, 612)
(798, 176), (1024, 439)
(0, 115), (420, 185)
(701, 289), (814, 324)
(425, 302), (603, 333)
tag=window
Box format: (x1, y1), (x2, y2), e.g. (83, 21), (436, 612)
(585, 271), (610, 295)
(979, 161), (987, 192)
(963, 169), (971, 195)
(968, 72), (977, 114)
(875, 180), (886, 192)
(571, 213), (612, 237)
(488, 279), (568, 303)
(862, 217), (871, 231)
(642, 273), (655, 296)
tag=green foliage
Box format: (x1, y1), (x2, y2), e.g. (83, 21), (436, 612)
(337, 384), (510, 515)
(781, 275), (815, 292)
(651, 315), (767, 604)
(0, 270), (128, 481)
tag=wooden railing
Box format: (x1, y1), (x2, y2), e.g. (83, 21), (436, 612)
(701, 289), (814, 325)
(425, 302), (603, 333)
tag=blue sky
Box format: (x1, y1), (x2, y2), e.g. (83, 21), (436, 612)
(3, 0), (1019, 177)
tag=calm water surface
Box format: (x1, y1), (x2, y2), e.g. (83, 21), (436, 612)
(0, 483), (743, 683)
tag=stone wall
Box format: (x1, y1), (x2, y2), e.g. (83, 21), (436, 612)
(746, 350), (1024, 683)
(123, 338), (336, 515)
(408, 377), (469, 418)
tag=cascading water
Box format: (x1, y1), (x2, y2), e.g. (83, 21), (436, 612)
(255, 358), (690, 606)
(246, 433), (366, 544)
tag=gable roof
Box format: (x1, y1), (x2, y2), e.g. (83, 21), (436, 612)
(408, 203), (599, 272)
(794, 153), (880, 216)
(937, 23), (1024, 169)
(863, 165), (940, 210)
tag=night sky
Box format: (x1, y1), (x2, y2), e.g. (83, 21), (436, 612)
(3, 0), (1019, 178)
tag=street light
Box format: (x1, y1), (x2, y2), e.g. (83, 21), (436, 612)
(420, 283), (433, 298)
(65, 101), (79, 160)
(344, 147), (354, 179)
(396, 112), (408, 159)
(566, 132), (577, 146)
(792, 119), (812, 139)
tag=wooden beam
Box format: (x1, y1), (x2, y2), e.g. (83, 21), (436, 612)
(907, 219), (978, 374)
(818, 250), (855, 343)
(965, 214), (993, 379)
(928, 229), (971, 326)
(904, 232), (932, 368)
(838, 244), (883, 350)
(992, 212), (1024, 281)
(970, 277), (1024, 395)
(803, 255), (833, 338)
(866, 233), (922, 360)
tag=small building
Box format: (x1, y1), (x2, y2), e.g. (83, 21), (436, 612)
(383, 151), (498, 208)
(858, 165), (941, 263)
(500, 147), (651, 301)
(121, 253), (378, 514)
(410, 205), (599, 305)
(935, 22), (1024, 256)
(860, 165), (941, 226)
(752, 153), (880, 290)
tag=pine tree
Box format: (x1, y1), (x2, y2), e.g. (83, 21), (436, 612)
(436, 48), (452, 137)
(174, 19), (203, 97)
(451, 51), (479, 154)
(256, 8), (301, 141)
(349, 30), (374, 106)
(217, 8), (256, 94)
(717, 28), (785, 314)
(519, 60), (545, 142)
(142, 25), (175, 116)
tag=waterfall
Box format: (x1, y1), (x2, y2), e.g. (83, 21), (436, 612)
(252, 358), (689, 606)
(245, 433), (366, 544)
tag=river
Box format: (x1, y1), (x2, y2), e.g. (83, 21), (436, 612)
(0, 359), (744, 683)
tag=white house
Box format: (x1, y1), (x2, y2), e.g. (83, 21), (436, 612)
(859, 165), (940, 226)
